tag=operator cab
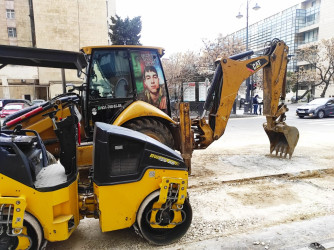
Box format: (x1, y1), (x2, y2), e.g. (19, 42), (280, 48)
(82, 46), (171, 133)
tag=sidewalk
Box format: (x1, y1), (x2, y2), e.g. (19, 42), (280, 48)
(230, 108), (260, 118)
(189, 109), (260, 119)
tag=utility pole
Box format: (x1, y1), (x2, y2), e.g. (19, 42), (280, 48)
(236, 0), (260, 113)
(295, 69), (299, 103)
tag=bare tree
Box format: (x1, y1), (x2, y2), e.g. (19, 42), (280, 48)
(162, 34), (245, 108)
(200, 34), (245, 75)
(287, 66), (317, 101)
(163, 34), (245, 95)
(162, 51), (201, 102)
(296, 38), (334, 98)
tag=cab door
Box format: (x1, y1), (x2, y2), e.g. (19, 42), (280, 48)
(85, 48), (171, 134)
(87, 49), (134, 130)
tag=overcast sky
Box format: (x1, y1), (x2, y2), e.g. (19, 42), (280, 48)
(116, 0), (303, 57)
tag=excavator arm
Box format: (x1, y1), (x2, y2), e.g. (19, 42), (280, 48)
(261, 41), (299, 158)
(180, 39), (299, 168)
(209, 53), (271, 140)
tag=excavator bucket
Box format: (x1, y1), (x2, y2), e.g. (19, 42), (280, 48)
(263, 122), (299, 159)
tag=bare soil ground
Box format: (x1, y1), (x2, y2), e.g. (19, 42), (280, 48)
(48, 143), (334, 249)
(164, 144), (334, 248)
(48, 115), (334, 249)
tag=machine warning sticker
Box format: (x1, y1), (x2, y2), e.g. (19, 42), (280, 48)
(149, 153), (180, 166)
(246, 58), (268, 72)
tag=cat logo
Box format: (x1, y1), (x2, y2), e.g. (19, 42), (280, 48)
(246, 58), (268, 72)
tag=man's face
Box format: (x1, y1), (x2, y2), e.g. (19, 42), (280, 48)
(144, 70), (160, 94)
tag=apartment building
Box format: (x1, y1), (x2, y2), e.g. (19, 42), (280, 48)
(232, 0), (334, 98)
(0, 0), (116, 100)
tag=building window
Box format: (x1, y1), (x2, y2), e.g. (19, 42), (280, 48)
(8, 27), (17, 38)
(6, 9), (15, 19)
(304, 29), (318, 44)
(306, 14), (315, 24)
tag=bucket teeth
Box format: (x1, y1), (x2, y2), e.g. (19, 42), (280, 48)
(263, 123), (299, 159)
(272, 142), (290, 158)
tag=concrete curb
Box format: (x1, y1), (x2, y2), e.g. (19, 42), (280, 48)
(230, 114), (260, 118)
(189, 113), (260, 119)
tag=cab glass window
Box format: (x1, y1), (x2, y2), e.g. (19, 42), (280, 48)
(89, 50), (132, 99)
(130, 50), (167, 113)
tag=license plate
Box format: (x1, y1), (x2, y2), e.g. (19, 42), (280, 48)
(298, 111), (305, 113)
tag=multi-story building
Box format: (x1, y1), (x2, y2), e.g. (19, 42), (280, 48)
(0, 0), (116, 101)
(232, 0), (334, 98)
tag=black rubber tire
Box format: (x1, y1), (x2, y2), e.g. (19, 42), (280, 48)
(137, 191), (192, 245)
(123, 118), (174, 149)
(317, 110), (325, 119)
(298, 116), (304, 118)
(0, 213), (43, 250)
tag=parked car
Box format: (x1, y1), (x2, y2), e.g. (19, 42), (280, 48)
(296, 98), (334, 119)
(0, 99), (32, 111)
(32, 99), (46, 105)
(0, 102), (31, 118)
(291, 95), (307, 103)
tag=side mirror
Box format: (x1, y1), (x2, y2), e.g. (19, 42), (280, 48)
(66, 83), (75, 93)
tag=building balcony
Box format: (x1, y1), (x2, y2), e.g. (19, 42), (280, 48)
(297, 23), (319, 33)
(297, 40), (318, 48)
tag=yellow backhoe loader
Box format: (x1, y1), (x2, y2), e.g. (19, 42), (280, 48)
(0, 39), (299, 170)
(0, 39), (299, 249)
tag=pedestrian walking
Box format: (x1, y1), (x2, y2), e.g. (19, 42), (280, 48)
(259, 99), (263, 115)
(253, 95), (259, 115)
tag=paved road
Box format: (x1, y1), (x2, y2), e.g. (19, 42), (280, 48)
(230, 103), (334, 150)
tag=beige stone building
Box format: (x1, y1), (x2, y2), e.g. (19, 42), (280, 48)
(0, 0), (116, 100)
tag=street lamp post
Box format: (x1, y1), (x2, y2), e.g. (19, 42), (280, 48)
(294, 67), (304, 103)
(236, 1), (260, 114)
(295, 69), (299, 103)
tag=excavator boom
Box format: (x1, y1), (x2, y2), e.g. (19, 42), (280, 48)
(181, 39), (299, 166)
